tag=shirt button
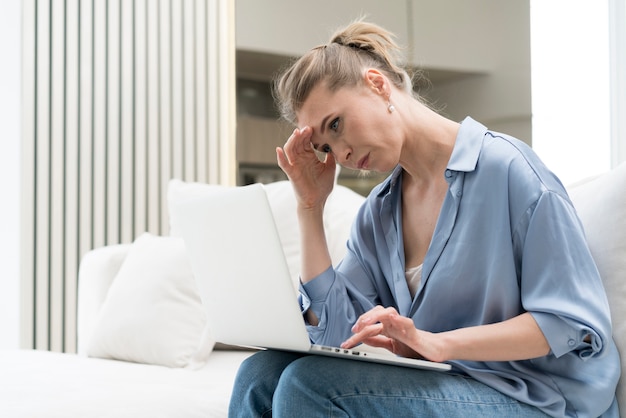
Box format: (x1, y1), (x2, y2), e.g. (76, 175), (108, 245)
(445, 169), (453, 178)
(568, 339), (576, 347)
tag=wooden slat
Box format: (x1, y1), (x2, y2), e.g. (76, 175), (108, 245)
(119, 0), (134, 244)
(64, 0), (80, 353)
(91, 0), (107, 250)
(170, 0), (183, 181)
(183, 0), (196, 182)
(106, 0), (121, 246)
(194, 0), (207, 184)
(34, 0), (51, 350)
(134, 0), (148, 237)
(206, 0), (218, 183)
(78, 0), (94, 269)
(158, 0), (173, 234)
(146, 0), (161, 234)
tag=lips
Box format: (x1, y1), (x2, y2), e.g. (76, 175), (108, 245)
(357, 153), (370, 170)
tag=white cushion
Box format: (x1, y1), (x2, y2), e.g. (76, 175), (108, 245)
(0, 349), (254, 418)
(86, 233), (214, 368)
(323, 182), (367, 265)
(77, 243), (132, 355)
(567, 162), (626, 412)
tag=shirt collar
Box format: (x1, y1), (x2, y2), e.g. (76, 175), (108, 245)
(376, 117), (487, 197)
(446, 116), (486, 173)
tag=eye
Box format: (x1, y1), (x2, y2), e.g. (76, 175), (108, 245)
(329, 117), (340, 132)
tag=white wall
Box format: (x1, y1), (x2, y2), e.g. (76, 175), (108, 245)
(531, 0), (611, 185)
(0, 1), (22, 349)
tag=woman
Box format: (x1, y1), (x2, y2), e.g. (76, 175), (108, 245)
(229, 20), (620, 417)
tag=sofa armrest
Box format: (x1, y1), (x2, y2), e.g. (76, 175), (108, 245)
(77, 243), (131, 355)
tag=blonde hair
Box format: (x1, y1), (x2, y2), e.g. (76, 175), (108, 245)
(274, 20), (416, 125)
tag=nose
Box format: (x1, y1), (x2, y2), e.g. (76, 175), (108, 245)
(333, 145), (352, 165)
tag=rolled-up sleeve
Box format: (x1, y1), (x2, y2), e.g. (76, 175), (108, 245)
(515, 190), (613, 359)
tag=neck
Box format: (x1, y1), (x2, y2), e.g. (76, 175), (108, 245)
(398, 105), (459, 184)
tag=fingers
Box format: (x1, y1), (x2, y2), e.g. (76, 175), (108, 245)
(283, 126), (313, 161)
(341, 306), (415, 352)
(350, 305), (392, 333)
(276, 146), (289, 172)
(341, 322), (384, 349)
(276, 127), (315, 175)
(340, 306), (389, 348)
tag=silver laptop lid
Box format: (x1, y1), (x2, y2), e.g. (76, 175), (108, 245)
(171, 183), (311, 352)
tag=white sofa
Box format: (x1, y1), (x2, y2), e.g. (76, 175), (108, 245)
(0, 163), (624, 417)
(0, 178), (365, 418)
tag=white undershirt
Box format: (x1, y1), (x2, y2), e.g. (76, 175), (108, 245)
(405, 264), (423, 298)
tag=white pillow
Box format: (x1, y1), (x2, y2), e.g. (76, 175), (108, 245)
(323, 182), (368, 264)
(86, 233), (214, 368)
(567, 162), (626, 412)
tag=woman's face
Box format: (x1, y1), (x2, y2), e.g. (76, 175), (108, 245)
(295, 80), (402, 173)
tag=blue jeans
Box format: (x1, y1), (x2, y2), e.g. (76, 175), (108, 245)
(228, 350), (551, 418)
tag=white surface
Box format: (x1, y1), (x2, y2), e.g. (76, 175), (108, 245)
(0, 349), (254, 418)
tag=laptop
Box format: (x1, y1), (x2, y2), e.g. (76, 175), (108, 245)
(170, 183), (451, 372)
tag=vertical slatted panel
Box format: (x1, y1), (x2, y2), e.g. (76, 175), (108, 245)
(194, 0), (208, 184)
(106, 0), (121, 246)
(158, 0), (173, 234)
(48, 0), (66, 353)
(78, 0), (94, 275)
(135, 0), (148, 237)
(207, 0), (219, 182)
(34, 0), (51, 350)
(21, 0), (236, 353)
(92, 0), (107, 251)
(120, 0), (134, 244)
(170, 0), (183, 181)
(183, 0), (196, 181)
(64, 0), (80, 352)
(146, 0), (161, 234)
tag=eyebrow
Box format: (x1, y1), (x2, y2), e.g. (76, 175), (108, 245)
(319, 114), (330, 135)
(309, 114), (330, 151)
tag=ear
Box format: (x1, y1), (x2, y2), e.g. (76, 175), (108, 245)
(364, 68), (389, 97)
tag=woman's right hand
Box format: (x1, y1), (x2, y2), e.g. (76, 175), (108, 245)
(276, 126), (336, 210)
(277, 126), (335, 284)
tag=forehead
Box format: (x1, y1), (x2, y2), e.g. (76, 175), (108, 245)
(295, 84), (335, 127)
(296, 83), (362, 128)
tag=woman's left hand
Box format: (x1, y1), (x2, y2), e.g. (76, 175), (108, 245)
(340, 306), (434, 360)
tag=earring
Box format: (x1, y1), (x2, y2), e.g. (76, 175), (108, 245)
(387, 102), (396, 113)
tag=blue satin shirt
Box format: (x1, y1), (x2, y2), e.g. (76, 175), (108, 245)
(300, 117), (620, 417)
